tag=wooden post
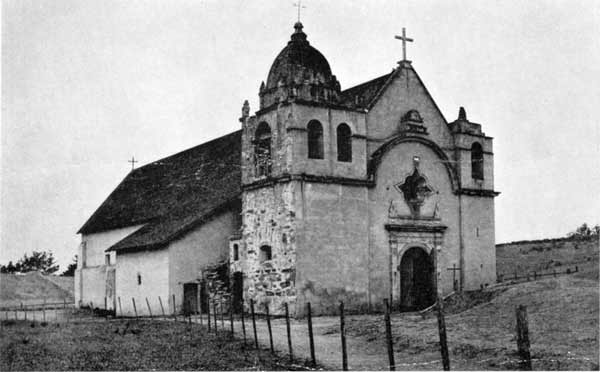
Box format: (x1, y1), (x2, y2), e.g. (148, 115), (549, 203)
(145, 298), (153, 318)
(575, 265), (578, 272)
(265, 304), (274, 353)
(515, 305), (532, 371)
(213, 301), (218, 333)
(206, 299), (211, 332)
(241, 302), (247, 345)
(306, 302), (316, 367)
(284, 302), (293, 361)
(104, 296), (107, 310)
(23, 303), (27, 321)
(436, 296), (450, 371)
(188, 300), (192, 326)
(197, 292), (202, 325)
(250, 299), (258, 349)
(533, 271), (536, 280)
(229, 302), (234, 337)
(384, 299), (395, 371)
(340, 301), (348, 371)
(90, 301), (94, 317)
(553, 270), (557, 278)
(132, 298), (138, 319)
(158, 296), (165, 318)
(43, 299), (47, 323)
(172, 294), (177, 321)
(118, 297), (123, 317)
(220, 299), (225, 329)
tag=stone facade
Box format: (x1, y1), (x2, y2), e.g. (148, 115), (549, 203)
(234, 26), (498, 317)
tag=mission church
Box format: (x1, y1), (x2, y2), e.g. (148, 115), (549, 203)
(75, 21), (498, 317)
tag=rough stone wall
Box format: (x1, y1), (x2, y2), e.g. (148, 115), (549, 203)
(242, 182), (297, 315)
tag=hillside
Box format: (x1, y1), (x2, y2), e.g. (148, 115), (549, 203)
(496, 236), (599, 281)
(0, 272), (74, 308)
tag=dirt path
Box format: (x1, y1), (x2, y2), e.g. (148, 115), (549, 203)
(192, 277), (598, 371)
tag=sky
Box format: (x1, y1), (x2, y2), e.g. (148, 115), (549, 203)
(2, 0), (599, 270)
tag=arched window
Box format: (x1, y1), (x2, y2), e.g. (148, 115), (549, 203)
(255, 122), (271, 176)
(259, 245), (272, 263)
(307, 120), (324, 159)
(471, 142), (484, 180)
(336, 123), (352, 162)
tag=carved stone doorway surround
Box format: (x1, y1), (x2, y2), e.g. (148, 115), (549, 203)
(385, 223), (446, 311)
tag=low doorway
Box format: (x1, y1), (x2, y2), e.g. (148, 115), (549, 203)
(183, 283), (198, 314)
(231, 272), (244, 313)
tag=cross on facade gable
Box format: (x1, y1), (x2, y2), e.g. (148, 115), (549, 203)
(395, 27), (414, 62)
(128, 156), (138, 171)
(293, 0), (306, 23)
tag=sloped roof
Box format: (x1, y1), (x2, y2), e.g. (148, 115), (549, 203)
(340, 72), (393, 108)
(78, 130), (242, 252)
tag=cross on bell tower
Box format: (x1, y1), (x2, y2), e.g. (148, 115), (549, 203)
(395, 27), (414, 62)
(293, 0), (306, 23)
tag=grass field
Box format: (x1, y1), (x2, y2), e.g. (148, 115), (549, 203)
(0, 272), (73, 308)
(496, 236), (599, 281)
(0, 319), (312, 371)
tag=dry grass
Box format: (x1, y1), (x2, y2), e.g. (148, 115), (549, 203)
(0, 272), (73, 308)
(0, 319), (312, 371)
(496, 237), (599, 280)
(319, 275), (599, 370)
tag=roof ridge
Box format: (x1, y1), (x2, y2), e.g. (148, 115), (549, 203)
(134, 129), (242, 172)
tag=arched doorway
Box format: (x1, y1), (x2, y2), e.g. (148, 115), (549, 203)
(399, 247), (434, 311)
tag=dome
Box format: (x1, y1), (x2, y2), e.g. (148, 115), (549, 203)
(265, 22), (334, 89)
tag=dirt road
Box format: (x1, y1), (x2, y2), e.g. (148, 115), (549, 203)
(205, 276), (598, 370)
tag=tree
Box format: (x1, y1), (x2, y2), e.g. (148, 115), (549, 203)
(567, 223), (599, 239)
(0, 251), (60, 275)
(0, 261), (18, 273)
(61, 255), (78, 276)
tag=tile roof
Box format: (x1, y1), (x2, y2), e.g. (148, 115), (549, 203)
(78, 130), (242, 252)
(340, 71), (394, 109)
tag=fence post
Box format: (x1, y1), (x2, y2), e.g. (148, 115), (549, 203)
(229, 302), (234, 338)
(306, 302), (316, 367)
(533, 271), (536, 280)
(207, 299), (211, 332)
(213, 301), (218, 333)
(23, 303), (27, 321)
(265, 304), (274, 353)
(515, 305), (532, 371)
(188, 300), (192, 326)
(241, 302), (247, 345)
(145, 298), (153, 318)
(118, 297), (123, 317)
(43, 299), (47, 323)
(250, 299), (258, 349)
(158, 296), (165, 318)
(172, 294), (177, 321)
(132, 298), (138, 320)
(575, 265), (578, 272)
(553, 270), (557, 278)
(340, 301), (348, 371)
(384, 299), (395, 371)
(284, 302), (293, 361)
(436, 296), (450, 371)
(220, 299), (225, 329)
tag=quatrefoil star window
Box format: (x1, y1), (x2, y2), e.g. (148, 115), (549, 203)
(394, 159), (433, 216)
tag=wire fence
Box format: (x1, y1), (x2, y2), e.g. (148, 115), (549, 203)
(496, 265), (580, 284)
(2, 293), (597, 371)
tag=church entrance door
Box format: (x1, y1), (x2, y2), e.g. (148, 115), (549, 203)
(183, 283), (198, 315)
(399, 247), (434, 311)
(231, 272), (244, 314)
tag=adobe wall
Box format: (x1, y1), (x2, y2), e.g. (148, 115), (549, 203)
(168, 210), (239, 312)
(116, 249), (169, 316)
